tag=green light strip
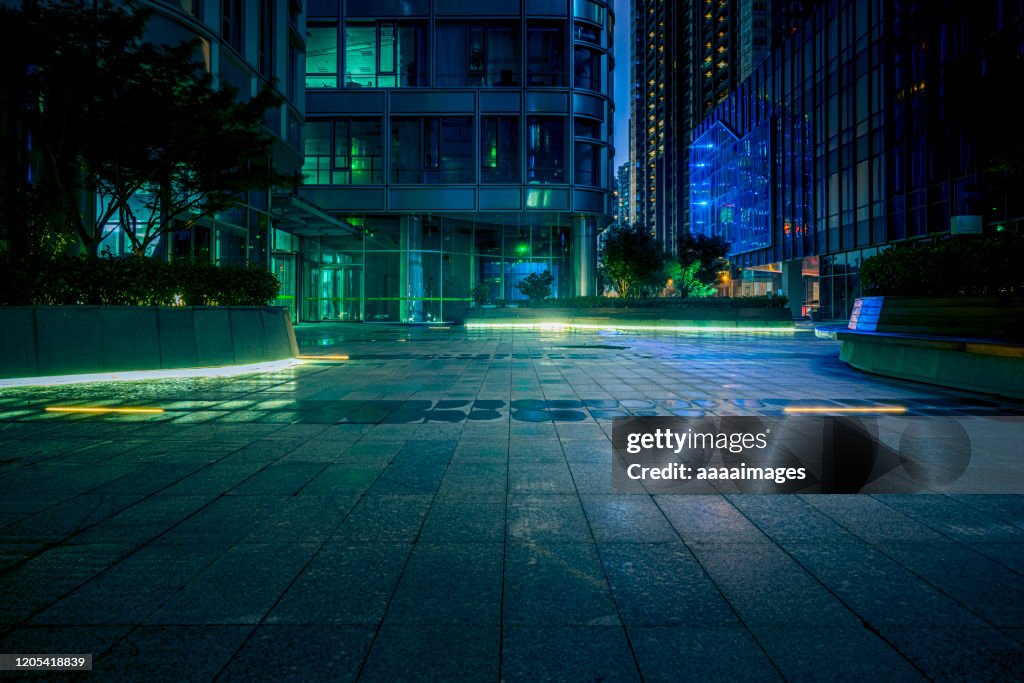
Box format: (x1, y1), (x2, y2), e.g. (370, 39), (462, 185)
(301, 297), (473, 302)
(464, 322), (803, 333)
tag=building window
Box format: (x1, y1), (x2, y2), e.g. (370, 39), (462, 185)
(222, 0), (242, 52)
(306, 24), (338, 88)
(302, 122), (332, 185)
(527, 117), (565, 184)
(177, 0), (201, 17)
(574, 0), (605, 25)
(527, 22), (566, 87)
(574, 141), (600, 186)
(335, 119), (384, 184)
(436, 22), (520, 87)
(302, 118), (384, 185)
(259, 0), (273, 77)
(344, 22), (428, 88)
(574, 22), (600, 44)
(287, 38), (299, 100)
(575, 117), (601, 139)
(481, 116), (520, 183)
(391, 117), (474, 184)
(574, 46), (602, 92)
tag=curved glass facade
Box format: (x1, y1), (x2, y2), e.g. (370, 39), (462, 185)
(99, 1), (306, 274)
(283, 0), (616, 322)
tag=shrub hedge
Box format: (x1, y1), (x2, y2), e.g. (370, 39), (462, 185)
(859, 234), (1024, 297)
(521, 295), (788, 309)
(0, 253), (280, 306)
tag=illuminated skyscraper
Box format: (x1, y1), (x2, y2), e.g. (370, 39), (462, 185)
(616, 162), (631, 226)
(629, 1), (812, 252)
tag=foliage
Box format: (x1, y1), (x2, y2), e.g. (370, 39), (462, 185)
(471, 283), (491, 306)
(516, 270), (555, 303)
(859, 234), (1024, 297)
(0, 254), (280, 306)
(0, 0), (297, 258)
(599, 224), (667, 298)
(524, 295), (788, 309)
(0, 0), (146, 257)
(675, 232), (730, 297)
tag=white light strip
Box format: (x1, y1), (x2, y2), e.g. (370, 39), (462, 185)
(0, 358), (305, 389)
(464, 322), (802, 333)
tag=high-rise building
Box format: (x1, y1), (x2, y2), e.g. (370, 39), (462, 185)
(630, 1), (812, 252)
(616, 162), (631, 225)
(282, 0), (617, 323)
(689, 0), (1023, 320)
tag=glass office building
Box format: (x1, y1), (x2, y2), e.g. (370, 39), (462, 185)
(690, 0), (1023, 320)
(87, 1), (307, 269)
(274, 0), (617, 322)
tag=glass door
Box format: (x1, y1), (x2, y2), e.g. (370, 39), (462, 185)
(319, 265), (363, 321)
(270, 252), (298, 321)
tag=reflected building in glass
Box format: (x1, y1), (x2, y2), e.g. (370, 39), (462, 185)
(275, 0), (617, 322)
(689, 0), (1023, 320)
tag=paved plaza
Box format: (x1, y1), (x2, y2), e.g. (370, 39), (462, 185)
(1, 324), (1023, 681)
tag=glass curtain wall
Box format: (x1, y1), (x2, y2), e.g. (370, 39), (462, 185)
(300, 217), (572, 322)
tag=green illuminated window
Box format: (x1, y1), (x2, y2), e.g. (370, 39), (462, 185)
(303, 118), (383, 185)
(344, 22), (427, 88)
(306, 24), (338, 88)
(481, 116), (520, 184)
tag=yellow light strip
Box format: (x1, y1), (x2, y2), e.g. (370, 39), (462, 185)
(465, 322), (802, 333)
(45, 406), (165, 415)
(783, 406), (907, 414)
(297, 354), (349, 360)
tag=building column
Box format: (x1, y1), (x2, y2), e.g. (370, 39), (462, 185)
(572, 215), (597, 297)
(781, 258), (804, 319)
(401, 215), (423, 322)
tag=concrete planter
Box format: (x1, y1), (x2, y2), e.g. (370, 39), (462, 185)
(839, 296), (1024, 399)
(848, 295), (1024, 341)
(464, 306), (793, 328)
(0, 306), (299, 379)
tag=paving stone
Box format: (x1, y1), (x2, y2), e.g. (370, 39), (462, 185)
(502, 625), (640, 682)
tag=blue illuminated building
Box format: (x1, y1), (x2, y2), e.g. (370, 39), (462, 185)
(689, 0), (1024, 320)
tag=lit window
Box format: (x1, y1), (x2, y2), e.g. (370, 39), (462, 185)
(306, 24), (338, 88)
(344, 22), (428, 88)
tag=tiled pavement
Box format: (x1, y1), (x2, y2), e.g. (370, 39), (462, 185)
(0, 323), (1023, 681)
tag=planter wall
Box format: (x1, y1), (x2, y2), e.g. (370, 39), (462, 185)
(464, 306), (793, 327)
(839, 296), (1024, 398)
(848, 296), (1024, 341)
(0, 306), (299, 379)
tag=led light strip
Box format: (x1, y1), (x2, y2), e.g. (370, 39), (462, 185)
(45, 406), (165, 415)
(464, 322), (803, 333)
(783, 406), (907, 414)
(297, 354), (349, 360)
(0, 358), (305, 388)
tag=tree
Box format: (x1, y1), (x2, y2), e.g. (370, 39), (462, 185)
(516, 270), (555, 303)
(1, 0), (297, 258)
(599, 224), (666, 298)
(1, 0), (150, 258)
(97, 43), (298, 256)
(675, 232), (730, 297)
